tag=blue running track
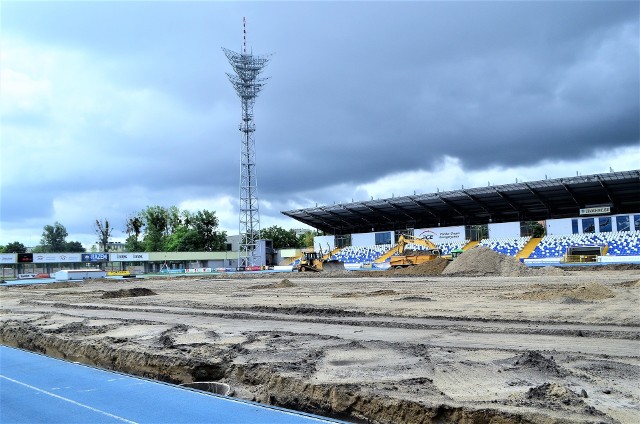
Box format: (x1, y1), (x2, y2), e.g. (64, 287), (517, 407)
(0, 346), (343, 424)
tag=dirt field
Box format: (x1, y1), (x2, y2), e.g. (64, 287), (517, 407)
(2, 252), (639, 423)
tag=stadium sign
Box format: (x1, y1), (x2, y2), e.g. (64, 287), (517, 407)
(1, 253), (16, 264)
(82, 253), (110, 262)
(107, 270), (131, 276)
(33, 253), (82, 263)
(414, 226), (466, 243)
(579, 206), (611, 216)
(109, 253), (149, 262)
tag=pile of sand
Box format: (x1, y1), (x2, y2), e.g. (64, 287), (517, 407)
(101, 287), (157, 299)
(248, 278), (297, 290)
(512, 351), (565, 376)
(442, 247), (531, 277)
(387, 257), (450, 275)
(333, 289), (398, 298)
(525, 383), (588, 406)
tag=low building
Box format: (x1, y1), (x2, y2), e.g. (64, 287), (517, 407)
(54, 269), (106, 281)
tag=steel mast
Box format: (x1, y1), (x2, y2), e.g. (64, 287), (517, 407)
(223, 18), (270, 268)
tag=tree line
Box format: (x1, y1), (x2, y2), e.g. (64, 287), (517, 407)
(1, 205), (315, 254)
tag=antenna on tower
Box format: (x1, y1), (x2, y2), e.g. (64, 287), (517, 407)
(243, 17), (247, 53)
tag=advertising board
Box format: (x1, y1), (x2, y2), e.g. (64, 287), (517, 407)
(33, 253), (82, 263)
(107, 270), (131, 276)
(186, 268), (213, 273)
(82, 253), (110, 262)
(414, 226), (466, 243)
(580, 206), (611, 216)
(18, 253), (33, 263)
(109, 253), (149, 262)
(0, 254), (17, 264)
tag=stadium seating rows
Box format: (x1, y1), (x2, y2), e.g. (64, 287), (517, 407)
(529, 231), (640, 258)
(479, 237), (530, 256)
(330, 244), (392, 263)
(402, 241), (468, 255)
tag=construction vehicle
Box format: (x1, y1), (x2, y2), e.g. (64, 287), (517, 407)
(388, 235), (441, 268)
(449, 248), (465, 260)
(294, 250), (345, 272)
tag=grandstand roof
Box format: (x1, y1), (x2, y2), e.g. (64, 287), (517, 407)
(282, 170), (640, 234)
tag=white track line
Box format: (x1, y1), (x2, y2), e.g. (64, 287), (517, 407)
(0, 374), (138, 424)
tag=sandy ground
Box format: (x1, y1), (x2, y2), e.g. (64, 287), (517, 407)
(1, 263), (639, 423)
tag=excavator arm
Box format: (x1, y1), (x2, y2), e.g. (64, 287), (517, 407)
(375, 235), (440, 263)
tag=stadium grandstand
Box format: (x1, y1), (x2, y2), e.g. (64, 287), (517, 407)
(283, 170), (640, 267)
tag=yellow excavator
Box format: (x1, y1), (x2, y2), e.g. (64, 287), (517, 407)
(295, 250), (345, 272)
(388, 234), (441, 268)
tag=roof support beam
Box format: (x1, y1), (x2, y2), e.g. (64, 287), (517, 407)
(462, 190), (491, 215)
(494, 190), (520, 212)
(317, 207), (356, 228)
(342, 204), (375, 226)
(523, 183), (552, 212)
(560, 183), (581, 207)
(437, 194), (466, 217)
(383, 200), (417, 221)
(595, 175), (615, 204)
(407, 198), (441, 219)
(360, 204), (395, 224)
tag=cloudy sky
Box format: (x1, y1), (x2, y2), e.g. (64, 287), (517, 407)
(1, 1), (638, 248)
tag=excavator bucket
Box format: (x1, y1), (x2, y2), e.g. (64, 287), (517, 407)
(322, 260), (345, 272)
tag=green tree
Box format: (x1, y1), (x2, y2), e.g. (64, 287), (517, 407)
(163, 209), (226, 252)
(64, 241), (86, 252)
(125, 214), (144, 252)
(126, 214), (144, 240)
(39, 222), (68, 252)
(299, 231), (315, 249)
(95, 219), (113, 252)
(3, 241), (27, 253)
(192, 210), (226, 251)
(260, 225), (301, 249)
(141, 206), (170, 252)
(124, 235), (144, 252)
(126, 206), (226, 252)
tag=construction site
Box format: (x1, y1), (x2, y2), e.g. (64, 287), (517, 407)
(2, 248), (639, 423)
(2, 14), (638, 423)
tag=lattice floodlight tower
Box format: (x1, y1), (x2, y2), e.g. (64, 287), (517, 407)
(223, 20), (270, 268)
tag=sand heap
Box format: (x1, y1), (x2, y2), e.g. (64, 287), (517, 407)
(101, 287), (157, 299)
(442, 247), (531, 277)
(248, 278), (297, 290)
(387, 257), (450, 276)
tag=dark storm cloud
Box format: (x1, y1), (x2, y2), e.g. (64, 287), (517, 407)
(252, 1), (639, 194)
(1, 1), (638, 241)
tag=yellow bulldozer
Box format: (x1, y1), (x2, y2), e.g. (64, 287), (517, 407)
(295, 250), (345, 272)
(388, 234), (441, 269)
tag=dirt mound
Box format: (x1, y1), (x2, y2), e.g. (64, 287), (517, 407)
(158, 324), (189, 348)
(614, 279), (640, 288)
(442, 247), (531, 277)
(525, 383), (587, 406)
(513, 351), (565, 376)
(505, 382), (605, 417)
(248, 279), (297, 290)
(333, 289), (398, 298)
(101, 287), (157, 299)
(387, 257), (449, 275)
(394, 296), (433, 302)
(514, 282), (615, 301)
